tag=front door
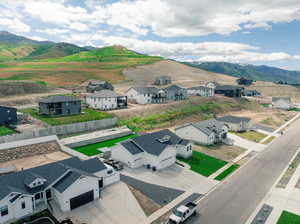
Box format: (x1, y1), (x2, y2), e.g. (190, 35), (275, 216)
(98, 179), (103, 189)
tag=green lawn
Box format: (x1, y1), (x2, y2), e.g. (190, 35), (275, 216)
(0, 126), (15, 136)
(20, 108), (113, 126)
(277, 211), (300, 224)
(72, 134), (138, 156)
(214, 164), (240, 181)
(231, 131), (267, 142)
(178, 151), (228, 177)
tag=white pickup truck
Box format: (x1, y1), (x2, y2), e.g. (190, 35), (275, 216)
(169, 202), (197, 224)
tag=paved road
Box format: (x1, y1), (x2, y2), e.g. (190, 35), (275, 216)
(189, 118), (300, 224)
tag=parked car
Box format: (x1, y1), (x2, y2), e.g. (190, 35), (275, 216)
(104, 159), (124, 171)
(169, 202), (197, 224)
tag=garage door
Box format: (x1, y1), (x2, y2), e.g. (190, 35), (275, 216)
(70, 190), (94, 210)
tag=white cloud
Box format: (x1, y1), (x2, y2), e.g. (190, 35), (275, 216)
(0, 18), (31, 33)
(29, 36), (48, 41)
(37, 28), (70, 35)
(69, 22), (89, 31)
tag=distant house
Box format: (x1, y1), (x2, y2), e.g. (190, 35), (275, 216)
(236, 77), (253, 86)
(243, 90), (261, 97)
(86, 90), (127, 111)
(164, 85), (188, 101)
(38, 95), (81, 116)
(154, 76), (171, 86)
(215, 85), (244, 98)
(126, 87), (166, 104)
(206, 82), (220, 89)
(272, 97), (293, 110)
(187, 86), (214, 97)
(86, 81), (114, 93)
(216, 115), (252, 132)
(0, 157), (119, 224)
(112, 129), (192, 170)
(0, 106), (17, 126)
(175, 119), (228, 145)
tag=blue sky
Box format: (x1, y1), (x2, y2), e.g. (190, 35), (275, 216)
(0, 0), (300, 70)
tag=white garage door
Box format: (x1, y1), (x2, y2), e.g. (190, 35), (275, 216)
(159, 156), (175, 169)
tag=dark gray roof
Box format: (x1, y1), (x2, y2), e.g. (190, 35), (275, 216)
(0, 157), (106, 200)
(177, 119), (224, 136)
(23, 171), (45, 186)
(188, 86), (212, 91)
(0, 106), (17, 110)
(121, 141), (144, 155)
(130, 86), (161, 94)
(164, 85), (183, 91)
(156, 76), (171, 79)
(39, 95), (81, 103)
(216, 115), (251, 124)
(178, 139), (190, 146)
(130, 129), (184, 156)
(215, 85), (243, 91)
(244, 90), (260, 94)
(53, 171), (82, 193)
(87, 90), (124, 98)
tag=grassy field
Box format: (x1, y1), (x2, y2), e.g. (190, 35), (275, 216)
(0, 126), (15, 136)
(277, 211), (300, 224)
(214, 164), (240, 181)
(231, 131), (267, 142)
(72, 134), (137, 156)
(20, 108), (113, 126)
(178, 151), (228, 177)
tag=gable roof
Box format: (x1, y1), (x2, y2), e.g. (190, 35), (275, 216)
(215, 85), (244, 91)
(121, 141), (144, 155)
(164, 85), (183, 91)
(87, 90), (124, 98)
(39, 95), (80, 103)
(53, 171), (82, 193)
(188, 86), (212, 91)
(216, 115), (251, 124)
(129, 86), (160, 94)
(0, 157), (106, 200)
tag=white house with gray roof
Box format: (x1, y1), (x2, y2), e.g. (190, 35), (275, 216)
(187, 86), (214, 97)
(111, 129), (191, 170)
(175, 119), (228, 145)
(86, 90), (127, 110)
(216, 115), (252, 132)
(126, 87), (166, 104)
(272, 97), (293, 110)
(0, 157), (119, 224)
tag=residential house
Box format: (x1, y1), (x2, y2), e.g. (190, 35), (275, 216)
(216, 115), (252, 132)
(0, 157), (119, 224)
(175, 119), (228, 145)
(126, 87), (166, 104)
(164, 85), (188, 101)
(206, 82), (220, 89)
(236, 77), (253, 86)
(272, 97), (293, 110)
(0, 106), (17, 126)
(86, 81), (114, 93)
(86, 90), (127, 111)
(243, 90), (261, 97)
(215, 85), (244, 98)
(39, 95), (81, 116)
(111, 129), (192, 170)
(154, 76), (171, 86)
(187, 86), (214, 97)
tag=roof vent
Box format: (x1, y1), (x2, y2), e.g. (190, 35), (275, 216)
(158, 135), (171, 143)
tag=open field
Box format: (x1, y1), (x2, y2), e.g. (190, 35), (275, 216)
(277, 211), (300, 224)
(0, 126), (15, 136)
(178, 150), (228, 177)
(214, 164), (240, 181)
(20, 108), (113, 126)
(72, 134), (137, 156)
(231, 131), (267, 142)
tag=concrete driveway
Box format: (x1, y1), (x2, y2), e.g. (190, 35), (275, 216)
(228, 133), (266, 152)
(53, 182), (147, 224)
(121, 164), (218, 194)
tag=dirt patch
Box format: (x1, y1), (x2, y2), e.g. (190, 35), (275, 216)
(127, 184), (162, 217)
(0, 81), (50, 97)
(0, 151), (70, 170)
(193, 144), (246, 162)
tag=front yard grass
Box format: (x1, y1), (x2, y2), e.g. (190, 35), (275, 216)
(214, 164), (240, 181)
(20, 108), (113, 126)
(277, 211), (300, 224)
(231, 131), (267, 142)
(0, 126), (15, 136)
(178, 150), (228, 177)
(72, 134), (137, 156)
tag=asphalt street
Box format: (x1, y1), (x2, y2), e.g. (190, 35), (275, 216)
(189, 118), (300, 224)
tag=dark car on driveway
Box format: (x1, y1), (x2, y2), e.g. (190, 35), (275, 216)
(104, 159), (124, 171)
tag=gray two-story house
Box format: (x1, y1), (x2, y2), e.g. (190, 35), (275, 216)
(164, 85), (188, 101)
(39, 95), (81, 116)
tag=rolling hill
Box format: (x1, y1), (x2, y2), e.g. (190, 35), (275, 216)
(185, 61), (300, 83)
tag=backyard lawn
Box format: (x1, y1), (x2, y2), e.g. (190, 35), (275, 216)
(72, 134), (138, 156)
(231, 131), (267, 142)
(0, 126), (15, 136)
(178, 150), (228, 177)
(214, 164), (240, 181)
(277, 211), (300, 224)
(20, 108), (113, 126)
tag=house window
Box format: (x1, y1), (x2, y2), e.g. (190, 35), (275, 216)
(21, 201), (26, 209)
(0, 206), (8, 216)
(35, 193), (41, 200)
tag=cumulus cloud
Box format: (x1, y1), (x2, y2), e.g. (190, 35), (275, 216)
(0, 18), (31, 33)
